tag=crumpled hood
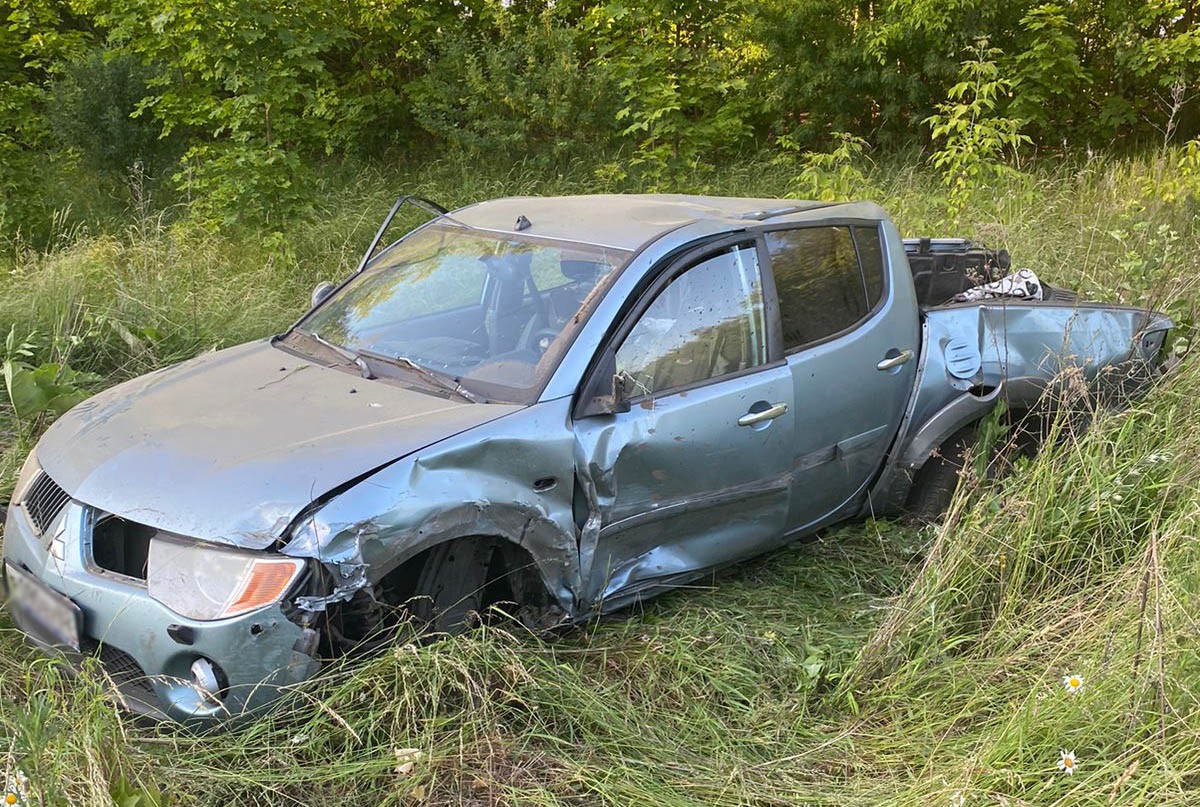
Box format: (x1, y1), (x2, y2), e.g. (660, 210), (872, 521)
(37, 340), (520, 548)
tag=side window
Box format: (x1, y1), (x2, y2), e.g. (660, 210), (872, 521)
(853, 225), (885, 308)
(616, 245), (767, 397)
(766, 226), (868, 350)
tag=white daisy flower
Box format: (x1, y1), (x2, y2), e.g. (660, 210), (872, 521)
(1058, 749), (1078, 775)
(1062, 673), (1083, 693)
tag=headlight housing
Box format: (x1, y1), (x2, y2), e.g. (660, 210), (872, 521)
(147, 537), (304, 621)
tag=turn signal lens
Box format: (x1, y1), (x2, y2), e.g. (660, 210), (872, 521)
(227, 559), (304, 617)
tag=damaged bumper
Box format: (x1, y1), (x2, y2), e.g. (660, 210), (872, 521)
(2, 499), (321, 724)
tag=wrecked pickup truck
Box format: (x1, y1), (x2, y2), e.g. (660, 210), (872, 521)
(2, 194), (1171, 723)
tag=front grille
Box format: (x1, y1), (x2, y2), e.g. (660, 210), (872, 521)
(95, 643), (156, 698)
(22, 471), (70, 535)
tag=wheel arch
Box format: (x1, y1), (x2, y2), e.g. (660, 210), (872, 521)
(363, 500), (575, 613)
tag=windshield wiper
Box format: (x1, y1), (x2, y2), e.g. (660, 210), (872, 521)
(358, 349), (482, 403)
(296, 329), (375, 379)
(291, 329), (479, 402)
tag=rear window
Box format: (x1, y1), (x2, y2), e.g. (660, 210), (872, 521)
(766, 226), (868, 350)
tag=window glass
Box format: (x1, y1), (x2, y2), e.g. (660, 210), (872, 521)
(853, 225), (885, 308)
(616, 246), (766, 397)
(766, 226), (867, 349)
(300, 223), (628, 402)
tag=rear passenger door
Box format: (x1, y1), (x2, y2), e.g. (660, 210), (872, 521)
(763, 223), (919, 534)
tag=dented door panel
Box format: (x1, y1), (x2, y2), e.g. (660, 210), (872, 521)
(573, 365), (796, 609)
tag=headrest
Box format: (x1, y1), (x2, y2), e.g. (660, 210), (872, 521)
(561, 260), (607, 283)
(482, 251), (532, 282)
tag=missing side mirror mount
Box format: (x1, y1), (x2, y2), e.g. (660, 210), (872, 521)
(610, 370), (633, 414)
(576, 351), (632, 418)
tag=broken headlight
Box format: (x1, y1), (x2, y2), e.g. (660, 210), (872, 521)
(147, 537), (304, 621)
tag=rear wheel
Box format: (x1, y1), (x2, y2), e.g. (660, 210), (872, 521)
(905, 410), (1046, 522)
(905, 425), (977, 522)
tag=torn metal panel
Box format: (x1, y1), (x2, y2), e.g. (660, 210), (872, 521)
(865, 301), (1171, 513)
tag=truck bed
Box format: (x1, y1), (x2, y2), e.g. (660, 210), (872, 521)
(904, 237), (1077, 307)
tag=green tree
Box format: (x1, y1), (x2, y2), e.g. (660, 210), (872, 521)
(925, 42), (1031, 218)
(586, 0), (761, 183)
(407, 2), (619, 157)
(0, 0), (92, 234)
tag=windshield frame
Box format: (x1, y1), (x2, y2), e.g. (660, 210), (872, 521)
(283, 219), (634, 405)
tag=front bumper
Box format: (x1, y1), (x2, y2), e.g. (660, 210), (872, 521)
(2, 499), (321, 725)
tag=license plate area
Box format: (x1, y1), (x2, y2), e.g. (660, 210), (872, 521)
(5, 562), (83, 651)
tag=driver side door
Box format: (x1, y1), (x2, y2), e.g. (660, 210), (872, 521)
(572, 237), (796, 611)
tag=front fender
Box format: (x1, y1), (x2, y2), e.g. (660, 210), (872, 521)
(281, 398), (582, 614)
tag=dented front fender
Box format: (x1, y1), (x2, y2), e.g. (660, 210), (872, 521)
(281, 397), (583, 614)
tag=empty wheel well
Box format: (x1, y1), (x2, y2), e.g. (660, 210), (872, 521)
(320, 536), (553, 654)
(378, 537), (552, 611)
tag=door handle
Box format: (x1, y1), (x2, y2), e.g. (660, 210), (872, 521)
(738, 402), (788, 427)
(876, 349), (914, 371)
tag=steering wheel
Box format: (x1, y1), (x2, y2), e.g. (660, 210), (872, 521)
(527, 327), (560, 355)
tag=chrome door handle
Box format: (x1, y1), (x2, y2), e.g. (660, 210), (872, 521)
(876, 349), (914, 371)
(738, 402), (788, 427)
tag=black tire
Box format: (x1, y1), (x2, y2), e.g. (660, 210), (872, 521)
(905, 425), (976, 522)
(410, 538), (500, 634)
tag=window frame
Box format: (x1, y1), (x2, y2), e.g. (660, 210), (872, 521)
(757, 219), (891, 355)
(578, 233), (786, 410)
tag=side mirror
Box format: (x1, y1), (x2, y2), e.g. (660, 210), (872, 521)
(311, 281), (335, 309)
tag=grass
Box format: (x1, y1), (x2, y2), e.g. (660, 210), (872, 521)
(0, 149), (1199, 805)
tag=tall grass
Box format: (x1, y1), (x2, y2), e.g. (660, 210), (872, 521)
(0, 151), (1198, 805)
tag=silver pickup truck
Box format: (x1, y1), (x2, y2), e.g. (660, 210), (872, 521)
(2, 194), (1171, 723)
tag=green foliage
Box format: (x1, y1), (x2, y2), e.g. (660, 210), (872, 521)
(589, 0), (760, 185)
(46, 49), (172, 175)
(407, 5), (617, 158)
(1009, 4), (1092, 137)
(1148, 138), (1200, 205)
(926, 42), (1032, 219)
(0, 0), (93, 234)
(1, 327), (99, 425)
(2, 0), (1200, 238)
(784, 132), (876, 201)
(78, 0), (351, 227)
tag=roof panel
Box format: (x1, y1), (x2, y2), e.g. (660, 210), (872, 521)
(450, 194), (843, 251)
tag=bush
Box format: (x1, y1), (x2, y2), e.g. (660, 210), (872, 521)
(47, 50), (175, 176)
(407, 10), (619, 158)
